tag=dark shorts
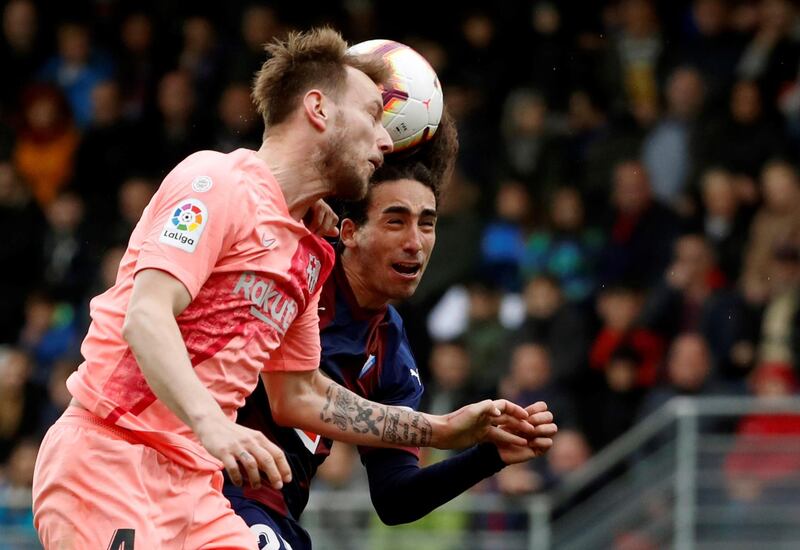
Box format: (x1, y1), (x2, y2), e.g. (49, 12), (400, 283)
(225, 487), (312, 550)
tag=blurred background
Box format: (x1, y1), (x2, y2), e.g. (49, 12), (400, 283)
(3, 0), (800, 548)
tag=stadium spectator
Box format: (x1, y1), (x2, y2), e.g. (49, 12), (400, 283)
(522, 186), (603, 303)
(638, 333), (730, 419)
(73, 79), (145, 225)
(600, 0), (665, 117)
(214, 82), (262, 153)
(0, 438), (38, 538)
(177, 15), (225, 114)
(462, 277), (511, 393)
(479, 180), (532, 292)
(114, 11), (159, 120)
(641, 65), (706, 210)
(497, 88), (566, 197)
(694, 79), (789, 180)
(694, 167), (755, 283)
(12, 84), (79, 208)
(674, 0), (744, 103)
(227, 5), (285, 84)
(0, 161), (44, 344)
(735, 0), (800, 104)
(723, 361), (800, 539)
(40, 191), (94, 305)
(511, 275), (589, 390)
(754, 241), (800, 368)
(0, 0), (44, 117)
(103, 175), (157, 248)
(38, 20), (114, 128)
(0, 348), (43, 464)
(16, 289), (78, 383)
(421, 340), (484, 415)
(598, 158), (680, 287)
(144, 70), (211, 176)
(741, 159), (800, 298)
(639, 233), (741, 367)
(499, 342), (578, 429)
(583, 346), (647, 450)
(589, 284), (664, 388)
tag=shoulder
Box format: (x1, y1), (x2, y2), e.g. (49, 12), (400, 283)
(169, 150), (248, 188)
(156, 150), (258, 207)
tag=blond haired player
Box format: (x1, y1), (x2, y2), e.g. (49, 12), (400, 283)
(32, 28), (534, 550)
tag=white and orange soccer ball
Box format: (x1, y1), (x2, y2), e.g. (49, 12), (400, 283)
(348, 39), (444, 152)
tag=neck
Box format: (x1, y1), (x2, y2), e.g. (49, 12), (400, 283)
(255, 131), (332, 220)
(341, 253), (388, 310)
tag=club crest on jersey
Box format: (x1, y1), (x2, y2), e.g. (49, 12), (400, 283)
(306, 254), (321, 294)
(294, 428), (321, 453)
(233, 272), (299, 335)
(191, 175), (213, 193)
(359, 355), (377, 379)
(159, 198), (207, 253)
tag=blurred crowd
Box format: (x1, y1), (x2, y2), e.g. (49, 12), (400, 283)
(3, 0), (800, 544)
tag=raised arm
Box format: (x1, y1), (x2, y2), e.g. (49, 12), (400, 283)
(363, 402), (557, 524)
(263, 368), (535, 450)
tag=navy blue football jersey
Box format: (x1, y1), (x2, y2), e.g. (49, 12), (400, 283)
(227, 259), (424, 521)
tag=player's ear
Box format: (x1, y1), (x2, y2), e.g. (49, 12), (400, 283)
(303, 90), (328, 131)
(339, 218), (358, 249)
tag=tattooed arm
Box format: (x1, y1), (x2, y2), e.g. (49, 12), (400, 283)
(319, 382), (432, 446)
(262, 369), (534, 450)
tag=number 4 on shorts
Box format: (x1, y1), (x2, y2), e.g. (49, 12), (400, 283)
(107, 528), (135, 549)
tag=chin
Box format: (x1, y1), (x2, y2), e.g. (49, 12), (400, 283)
(397, 283), (420, 300)
(335, 175), (368, 201)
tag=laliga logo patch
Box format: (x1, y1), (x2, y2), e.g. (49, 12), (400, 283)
(159, 198), (208, 253)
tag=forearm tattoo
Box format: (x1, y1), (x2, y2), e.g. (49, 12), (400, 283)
(320, 384), (432, 446)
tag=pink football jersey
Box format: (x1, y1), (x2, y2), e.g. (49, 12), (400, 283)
(67, 149), (334, 471)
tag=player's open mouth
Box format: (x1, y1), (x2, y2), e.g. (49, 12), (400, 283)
(391, 262), (421, 277)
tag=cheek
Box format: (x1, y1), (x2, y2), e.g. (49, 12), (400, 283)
(423, 234), (436, 257)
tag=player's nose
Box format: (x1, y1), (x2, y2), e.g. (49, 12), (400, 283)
(402, 225), (423, 254)
(377, 124), (393, 154)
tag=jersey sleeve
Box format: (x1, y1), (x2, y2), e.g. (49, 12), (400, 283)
(261, 290), (322, 372)
(134, 154), (242, 299)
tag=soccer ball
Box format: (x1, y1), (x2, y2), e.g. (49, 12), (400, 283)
(348, 39), (444, 152)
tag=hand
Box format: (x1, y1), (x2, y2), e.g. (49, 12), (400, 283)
(194, 414), (292, 490)
(496, 402), (558, 464)
(304, 199), (339, 237)
(435, 399), (534, 450)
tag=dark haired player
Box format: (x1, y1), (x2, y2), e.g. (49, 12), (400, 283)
(226, 113), (558, 549)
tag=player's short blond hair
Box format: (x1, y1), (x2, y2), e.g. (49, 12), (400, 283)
(253, 27), (389, 129)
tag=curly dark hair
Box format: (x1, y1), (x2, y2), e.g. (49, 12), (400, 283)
(340, 108), (458, 226)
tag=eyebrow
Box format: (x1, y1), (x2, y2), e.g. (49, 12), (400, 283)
(382, 205), (437, 218)
(370, 99), (383, 116)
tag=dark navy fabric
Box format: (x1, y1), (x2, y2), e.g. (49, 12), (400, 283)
(227, 259), (424, 522)
(225, 485), (311, 550)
